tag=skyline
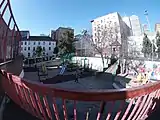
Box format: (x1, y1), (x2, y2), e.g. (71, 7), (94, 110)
(10, 0), (160, 35)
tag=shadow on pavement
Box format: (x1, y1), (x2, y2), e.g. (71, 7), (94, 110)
(3, 100), (39, 120)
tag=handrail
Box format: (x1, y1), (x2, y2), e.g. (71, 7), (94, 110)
(4, 72), (160, 101)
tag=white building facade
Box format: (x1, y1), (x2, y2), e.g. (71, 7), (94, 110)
(128, 32), (156, 57)
(155, 23), (160, 33)
(91, 12), (131, 57)
(123, 15), (142, 36)
(20, 36), (56, 58)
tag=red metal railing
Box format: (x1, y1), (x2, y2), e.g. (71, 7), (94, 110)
(1, 0), (160, 120)
(0, 0), (21, 62)
(1, 67), (160, 120)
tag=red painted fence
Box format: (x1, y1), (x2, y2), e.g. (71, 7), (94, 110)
(1, 0), (160, 120)
(1, 60), (160, 120)
(0, 0), (21, 62)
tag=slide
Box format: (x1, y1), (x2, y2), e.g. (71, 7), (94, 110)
(105, 60), (119, 74)
(59, 64), (67, 75)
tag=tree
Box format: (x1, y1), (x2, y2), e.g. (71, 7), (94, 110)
(82, 22), (119, 71)
(142, 33), (152, 57)
(53, 46), (59, 55)
(151, 40), (156, 57)
(156, 32), (160, 58)
(36, 46), (43, 57)
(58, 31), (75, 62)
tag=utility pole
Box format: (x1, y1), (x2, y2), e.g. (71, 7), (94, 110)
(144, 10), (153, 61)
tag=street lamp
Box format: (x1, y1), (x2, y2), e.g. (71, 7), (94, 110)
(144, 10), (153, 61)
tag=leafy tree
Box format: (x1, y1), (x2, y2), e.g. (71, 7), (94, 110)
(58, 31), (75, 62)
(82, 22), (120, 71)
(36, 46), (43, 57)
(150, 40), (156, 57)
(53, 46), (59, 55)
(156, 31), (160, 58)
(142, 33), (152, 57)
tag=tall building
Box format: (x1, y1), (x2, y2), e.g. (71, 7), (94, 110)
(122, 16), (132, 28)
(129, 15), (142, 36)
(91, 12), (131, 57)
(155, 23), (160, 33)
(122, 15), (142, 36)
(122, 16), (133, 35)
(51, 30), (56, 40)
(55, 27), (74, 41)
(142, 24), (149, 33)
(50, 27), (74, 45)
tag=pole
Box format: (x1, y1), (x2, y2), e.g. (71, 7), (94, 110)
(81, 33), (83, 57)
(144, 10), (153, 61)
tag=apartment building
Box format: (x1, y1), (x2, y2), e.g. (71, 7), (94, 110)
(51, 27), (74, 44)
(123, 15), (142, 36)
(91, 12), (131, 57)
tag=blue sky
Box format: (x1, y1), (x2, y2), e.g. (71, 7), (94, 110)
(10, 0), (160, 35)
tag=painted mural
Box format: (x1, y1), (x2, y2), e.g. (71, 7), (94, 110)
(137, 61), (160, 80)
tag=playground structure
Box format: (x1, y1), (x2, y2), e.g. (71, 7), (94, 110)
(0, 0), (160, 119)
(59, 64), (67, 75)
(37, 63), (48, 81)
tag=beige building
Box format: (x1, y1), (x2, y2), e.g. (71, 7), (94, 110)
(91, 12), (131, 58)
(55, 27), (74, 42)
(155, 23), (160, 33)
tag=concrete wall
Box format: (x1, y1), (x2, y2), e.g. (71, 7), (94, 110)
(72, 57), (111, 71)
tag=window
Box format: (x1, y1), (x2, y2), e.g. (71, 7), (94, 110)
(28, 47), (30, 50)
(43, 41), (45, 45)
(28, 53), (30, 57)
(24, 47), (26, 51)
(21, 42), (23, 45)
(33, 47), (35, 51)
(34, 42), (36, 45)
(101, 20), (103, 23)
(43, 52), (45, 55)
(94, 27), (96, 31)
(53, 42), (54, 46)
(105, 24), (107, 29)
(95, 33), (96, 36)
(43, 47), (45, 51)
(25, 42), (27, 45)
(28, 42), (30, 45)
(38, 42), (40, 45)
(49, 47), (51, 50)
(101, 25), (103, 29)
(49, 42), (51, 45)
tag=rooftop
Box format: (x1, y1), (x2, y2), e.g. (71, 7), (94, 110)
(22, 36), (56, 41)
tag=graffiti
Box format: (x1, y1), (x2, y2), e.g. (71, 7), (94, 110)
(138, 61), (160, 80)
